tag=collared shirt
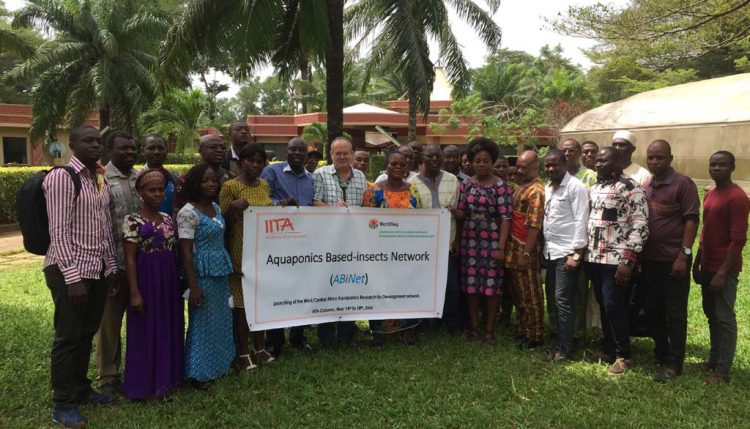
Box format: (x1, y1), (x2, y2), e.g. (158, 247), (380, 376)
(587, 175), (649, 265)
(505, 178), (545, 267)
(574, 165), (597, 188)
(43, 156), (117, 284)
(544, 173), (590, 260)
(261, 161), (314, 206)
(643, 169), (700, 262)
(105, 162), (140, 269)
(313, 165), (367, 207)
(623, 162), (651, 186)
(408, 170), (460, 243)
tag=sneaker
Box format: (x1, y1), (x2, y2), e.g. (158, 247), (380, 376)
(608, 357), (630, 376)
(553, 352), (568, 363)
(84, 390), (116, 406)
(52, 407), (87, 428)
(653, 367), (678, 383)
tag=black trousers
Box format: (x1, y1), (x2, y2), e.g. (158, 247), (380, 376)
(267, 326), (308, 352)
(45, 265), (107, 409)
(642, 259), (690, 373)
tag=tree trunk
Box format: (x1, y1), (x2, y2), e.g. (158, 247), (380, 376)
(99, 107), (110, 130)
(407, 90), (417, 142)
(325, 0), (344, 163)
(300, 58), (310, 114)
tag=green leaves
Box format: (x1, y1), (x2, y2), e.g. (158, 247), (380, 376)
(9, 0), (167, 140)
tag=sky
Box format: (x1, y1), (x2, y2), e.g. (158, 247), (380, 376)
(4, 0), (627, 99)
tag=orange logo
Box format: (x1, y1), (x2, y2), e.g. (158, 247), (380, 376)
(265, 218), (295, 233)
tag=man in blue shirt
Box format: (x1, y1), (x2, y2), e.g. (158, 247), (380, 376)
(262, 137), (314, 356)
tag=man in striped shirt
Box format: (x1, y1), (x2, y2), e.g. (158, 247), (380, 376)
(43, 126), (119, 428)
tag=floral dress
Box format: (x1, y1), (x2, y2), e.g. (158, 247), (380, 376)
(122, 212), (183, 400)
(458, 178), (513, 296)
(177, 202), (235, 382)
(363, 182), (422, 334)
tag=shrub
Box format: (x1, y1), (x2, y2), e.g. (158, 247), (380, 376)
(369, 154), (385, 181)
(0, 164), (195, 224)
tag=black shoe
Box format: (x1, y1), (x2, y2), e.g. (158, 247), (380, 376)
(517, 340), (543, 350)
(84, 390), (116, 406)
(98, 379), (123, 396)
(52, 407), (87, 428)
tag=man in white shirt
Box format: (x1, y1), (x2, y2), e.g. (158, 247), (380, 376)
(543, 149), (590, 361)
(612, 130), (650, 186)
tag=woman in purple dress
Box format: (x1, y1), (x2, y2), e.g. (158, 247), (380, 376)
(457, 138), (513, 344)
(122, 169), (184, 400)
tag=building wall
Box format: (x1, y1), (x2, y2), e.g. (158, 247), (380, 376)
(559, 122), (750, 182)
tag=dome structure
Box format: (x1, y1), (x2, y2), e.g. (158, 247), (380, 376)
(560, 73), (750, 184)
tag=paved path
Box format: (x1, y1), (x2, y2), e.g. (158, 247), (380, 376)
(0, 230), (43, 267)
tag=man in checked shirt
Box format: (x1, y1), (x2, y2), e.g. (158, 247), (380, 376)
(586, 147), (649, 377)
(43, 126), (120, 428)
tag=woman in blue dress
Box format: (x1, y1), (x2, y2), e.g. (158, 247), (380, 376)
(176, 164), (236, 387)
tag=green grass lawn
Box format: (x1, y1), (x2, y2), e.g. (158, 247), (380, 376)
(2, 255), (750, 428)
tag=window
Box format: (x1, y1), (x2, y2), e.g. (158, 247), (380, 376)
(3, 137), (27, 164)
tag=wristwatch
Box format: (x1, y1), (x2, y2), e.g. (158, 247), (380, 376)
(572, 253), (582, 262)
(523, 252), (531, 258)
(681, 247), (692, 256)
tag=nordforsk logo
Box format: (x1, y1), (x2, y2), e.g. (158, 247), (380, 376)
(368, 218), (379, 229)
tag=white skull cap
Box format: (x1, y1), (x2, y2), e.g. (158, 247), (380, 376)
(612, 130), (636, 145)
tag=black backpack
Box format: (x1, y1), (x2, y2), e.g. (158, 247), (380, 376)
(16, 166), (82, 255)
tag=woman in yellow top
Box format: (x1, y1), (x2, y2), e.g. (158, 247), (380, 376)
(219, 144), (294, 370)
(363, 150), (421, 347)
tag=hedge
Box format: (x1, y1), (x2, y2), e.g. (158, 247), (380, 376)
(0, 164), (194, 224)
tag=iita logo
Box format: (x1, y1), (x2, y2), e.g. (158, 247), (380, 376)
(265, 217), (295, 234)
(368, 218), (379, 229)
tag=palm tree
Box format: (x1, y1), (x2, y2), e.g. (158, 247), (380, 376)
(160, 0), (344, 160)
(139, 88), (212, 153)
(346, 0), (502, 141)
(8, 0), (168, 141)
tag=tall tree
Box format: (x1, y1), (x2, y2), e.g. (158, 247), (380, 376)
(160, 0), (346, 161)
(8, 0), (168, 141)
(346, 0), (502, 141)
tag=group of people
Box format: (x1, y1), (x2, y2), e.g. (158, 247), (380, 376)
(41, 122), (748, 428)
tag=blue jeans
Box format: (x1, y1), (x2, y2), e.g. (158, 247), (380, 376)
(701, 271), (739, 376)
(589, 263), (631, 359)
(546, 257), (579, 354)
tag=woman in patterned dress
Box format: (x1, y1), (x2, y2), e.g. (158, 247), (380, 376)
(177, 164), (236, 387)
(220, 144), (293, 368)
(122, 169), (183, 400)
(457, 138), (513, 344)
(363, 151), (422, 346)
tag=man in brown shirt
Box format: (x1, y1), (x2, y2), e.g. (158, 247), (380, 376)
(642, 140), (700, 382)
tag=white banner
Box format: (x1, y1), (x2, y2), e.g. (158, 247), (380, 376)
(241, 206), (450, 331)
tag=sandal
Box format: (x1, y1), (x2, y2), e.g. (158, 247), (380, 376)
(253, 348), (275, 364)
(238, 354), (258, 371)
(483, 333), (496, 345)
(468, 331), (481, 342)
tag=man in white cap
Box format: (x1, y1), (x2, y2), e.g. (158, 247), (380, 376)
(612, 130), (651, 186)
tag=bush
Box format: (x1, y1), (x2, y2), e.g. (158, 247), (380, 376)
(0, 164), (195, 224)
(369, 154), (385, 181)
